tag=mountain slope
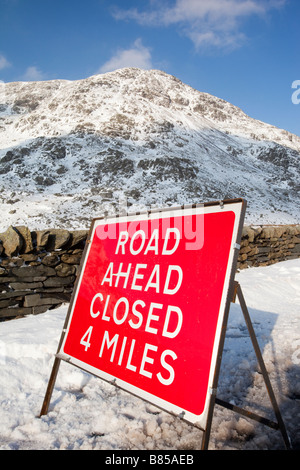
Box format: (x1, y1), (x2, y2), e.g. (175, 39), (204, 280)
(0, 68), (299, 230)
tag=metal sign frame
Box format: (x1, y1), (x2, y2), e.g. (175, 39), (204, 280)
(40, 198), (290, 450)
(201, 280), (291, 450)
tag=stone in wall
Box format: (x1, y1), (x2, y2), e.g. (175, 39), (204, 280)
(15, 226), (33, 253)
(0, 226), (23, 257)
(46, 229), (71, 251)
(34, 230), (50, 250)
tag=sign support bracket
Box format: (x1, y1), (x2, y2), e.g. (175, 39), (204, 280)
(201, 281), (291, 450)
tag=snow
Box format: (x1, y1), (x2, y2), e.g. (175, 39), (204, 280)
(0, 259), (299, 450)
(1, 68), (299, 231)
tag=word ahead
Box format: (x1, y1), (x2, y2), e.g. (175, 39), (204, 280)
(58, 201), (245, 428)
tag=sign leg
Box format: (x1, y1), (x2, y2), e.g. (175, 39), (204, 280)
(201, 395), (216, 450)
(236, 283), (291, 450)
(40, 356), (61, 417)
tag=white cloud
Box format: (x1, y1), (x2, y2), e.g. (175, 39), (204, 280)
(0, 54), (11, 70)
(23, 66), (45, 81)
(98, 39), (152, 74)
(113, 0), (286, 51)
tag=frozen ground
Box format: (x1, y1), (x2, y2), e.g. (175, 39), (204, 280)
(0, 259), (299, 451)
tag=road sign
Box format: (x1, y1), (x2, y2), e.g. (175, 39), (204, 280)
(57, 199), (245, 429)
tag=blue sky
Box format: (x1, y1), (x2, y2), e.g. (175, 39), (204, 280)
(0, 0), (299, 136)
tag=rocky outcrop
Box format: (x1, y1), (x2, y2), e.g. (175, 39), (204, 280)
(0, 224), (299, 321)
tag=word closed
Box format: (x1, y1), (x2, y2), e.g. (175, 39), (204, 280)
(59, 203), (243, 426)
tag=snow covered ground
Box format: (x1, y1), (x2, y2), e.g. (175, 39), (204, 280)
(0, 259), (299, 451)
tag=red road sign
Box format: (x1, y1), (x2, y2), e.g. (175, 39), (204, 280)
(58, 200), (245, 428)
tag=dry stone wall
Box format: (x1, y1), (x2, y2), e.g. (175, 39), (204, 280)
(0, 226), (88, 320)
(0, 224), (299, 321)
(238, 225), (300, 269)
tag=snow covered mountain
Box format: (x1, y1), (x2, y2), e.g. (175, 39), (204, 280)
(0, 67), (299, 230)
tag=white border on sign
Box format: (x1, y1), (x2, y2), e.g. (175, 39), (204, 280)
(58, 201), (244, 430)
